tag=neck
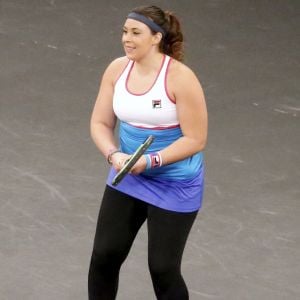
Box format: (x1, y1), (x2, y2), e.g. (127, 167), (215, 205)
(134, 52), (165, 74)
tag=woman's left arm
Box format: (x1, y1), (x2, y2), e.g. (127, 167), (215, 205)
(130, 62), (207, 174)
(159, 62), (208, 165)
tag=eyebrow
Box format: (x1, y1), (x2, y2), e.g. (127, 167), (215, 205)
(123, 26), (141, 31)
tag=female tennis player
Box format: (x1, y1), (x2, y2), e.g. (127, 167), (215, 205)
(88, 5), (207, 299)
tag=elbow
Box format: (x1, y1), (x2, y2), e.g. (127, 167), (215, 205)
(184, 134), (207, 153)
(197, 139), (207, 152)
(187, 137), (207, 154)
(198, 128), (208, 151)
(195, 134), (207, 152)
(90, 119), (116, 140)
(90, 119), (102, 142)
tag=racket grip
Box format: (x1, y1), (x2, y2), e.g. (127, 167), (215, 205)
(111, 135), (154, 186)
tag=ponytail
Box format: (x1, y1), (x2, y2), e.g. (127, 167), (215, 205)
(131, 6), (184, 61)
(161, 11), (184, 62)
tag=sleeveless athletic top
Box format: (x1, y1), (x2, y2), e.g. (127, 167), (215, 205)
(106, 55), (205, 212)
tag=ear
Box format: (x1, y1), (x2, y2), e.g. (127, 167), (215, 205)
(152, 32), (163, 45)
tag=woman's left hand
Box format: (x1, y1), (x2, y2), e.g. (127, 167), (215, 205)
(129, 155), (147, 175)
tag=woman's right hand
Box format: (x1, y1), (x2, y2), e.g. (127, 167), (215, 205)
(110, 152), (131, 172)
(110, 152), (148, 174)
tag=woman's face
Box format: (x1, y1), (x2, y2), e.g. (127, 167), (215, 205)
(122, 18), (159, 61)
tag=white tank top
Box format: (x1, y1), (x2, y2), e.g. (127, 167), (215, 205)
(113, 55), (179, 129)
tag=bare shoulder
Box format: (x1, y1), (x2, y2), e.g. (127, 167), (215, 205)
(168, 59), (199, 85)
(103, 56), (129, 83)
(167, 59), (204, 101)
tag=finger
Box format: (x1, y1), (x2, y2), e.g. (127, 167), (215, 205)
(118, 160), (122, 166)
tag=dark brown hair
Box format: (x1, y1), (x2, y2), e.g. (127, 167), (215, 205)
(131, 5), (184, 61)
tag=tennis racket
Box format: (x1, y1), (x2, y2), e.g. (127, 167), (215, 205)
(112, 135), (155, 186)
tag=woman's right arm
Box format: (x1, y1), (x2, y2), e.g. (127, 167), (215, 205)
(90, 57), (128, 163)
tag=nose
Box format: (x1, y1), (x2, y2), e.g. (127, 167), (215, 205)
(122, 32), (132, 43)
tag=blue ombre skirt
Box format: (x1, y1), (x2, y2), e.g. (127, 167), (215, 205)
(106, 122), (205, 212)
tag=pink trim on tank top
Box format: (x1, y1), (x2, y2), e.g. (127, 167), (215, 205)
(125, 55), (166, 96)
(164, 58), (176, 104)
(128, 123), (180, 130)
(113, 59), (130, 87)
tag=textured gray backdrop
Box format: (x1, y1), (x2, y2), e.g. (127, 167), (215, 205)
(0, 1), (299, 299)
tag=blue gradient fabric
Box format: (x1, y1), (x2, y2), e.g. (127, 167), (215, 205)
(106, 122), (205, 212)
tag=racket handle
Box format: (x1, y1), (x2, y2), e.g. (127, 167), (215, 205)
(112, 135), (154, 186)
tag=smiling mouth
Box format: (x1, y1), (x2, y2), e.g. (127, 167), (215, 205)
(124, 45), (136, 52)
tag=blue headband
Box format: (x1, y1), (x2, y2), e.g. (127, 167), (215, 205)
(127, 12), (166, 36)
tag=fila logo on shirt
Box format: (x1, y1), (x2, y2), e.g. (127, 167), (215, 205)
(152, 99), (162, 109)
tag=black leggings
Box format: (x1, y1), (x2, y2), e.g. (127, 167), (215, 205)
(88, 185), (198, 300)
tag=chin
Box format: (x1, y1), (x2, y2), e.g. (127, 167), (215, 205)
(125, 52), (140, 61)
(125, 53), (134, 60)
